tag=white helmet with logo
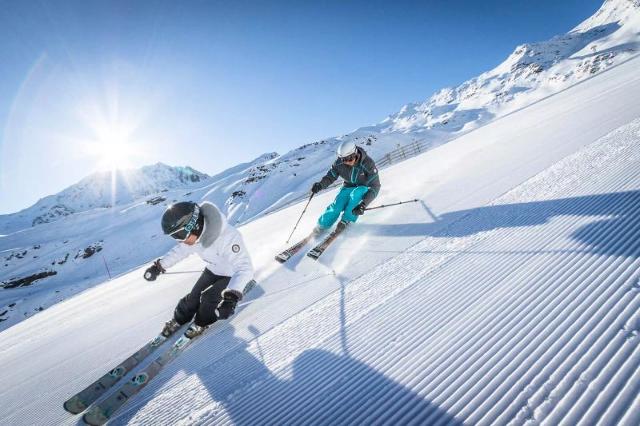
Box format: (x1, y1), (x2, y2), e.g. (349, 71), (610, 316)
(337, 140), (357, 158)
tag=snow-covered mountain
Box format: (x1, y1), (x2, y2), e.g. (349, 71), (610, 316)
(1, 0), (639, 332)
(0, 163), (210, 234)
(378, 0), (640, 134)
(1, 18), (639, 425)
(196, 0), (640, 224)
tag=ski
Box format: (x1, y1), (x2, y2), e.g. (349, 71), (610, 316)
(82, 280), (257, 425)
(82, 333), (194, 425)
(63, 331), (177, 415)
(307, 221), (348, 260)
(275, 233), (315, 263)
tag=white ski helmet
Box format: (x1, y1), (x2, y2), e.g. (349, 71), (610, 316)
(337, 140), (357, 158)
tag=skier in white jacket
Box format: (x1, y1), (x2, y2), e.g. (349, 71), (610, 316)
(144, 201), (254, 339)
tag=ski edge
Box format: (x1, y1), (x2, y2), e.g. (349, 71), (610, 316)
(63, 334), (169, 415)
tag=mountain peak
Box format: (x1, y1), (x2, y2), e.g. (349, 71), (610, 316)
(574, 0), (640, 31)
(371, 0), (640, 135)
(0, 163), (211, 233)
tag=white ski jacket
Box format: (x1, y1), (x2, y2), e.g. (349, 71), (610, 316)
(159, 202), (254, 294)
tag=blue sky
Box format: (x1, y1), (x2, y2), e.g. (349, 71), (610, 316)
(0, 0), (603, 214)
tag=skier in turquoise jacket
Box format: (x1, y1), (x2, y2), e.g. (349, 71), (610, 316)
(310, 140), (381, 232)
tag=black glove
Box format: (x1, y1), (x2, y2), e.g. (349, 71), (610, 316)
(144, 260), (165, 281)
(311, 182), (323, 194)
(216, 289), (242, 319)
(352, 202), (366, 216)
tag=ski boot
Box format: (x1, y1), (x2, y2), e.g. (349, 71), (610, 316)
(312, 225), (326, 236)
(336, 220), (349, 232)
(184, 323), (207, 339)
(161, 318), (181, 337)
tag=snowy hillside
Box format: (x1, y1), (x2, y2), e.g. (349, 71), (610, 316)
(0, 0), (636, 334)
(0, 37), (639, 425)
(226, 0), (640, 223)
(379, 0), (640, 135)
(166, 0), (640, 225)
(0, 155), (282, 330)
(2, 0), (640, 335)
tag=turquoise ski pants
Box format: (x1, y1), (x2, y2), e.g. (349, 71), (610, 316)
(317, 186), (369, 229)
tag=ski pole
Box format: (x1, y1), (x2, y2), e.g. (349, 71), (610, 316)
(365, 198), (419, 211)
(163, 270), (203, 275)
(286, 192), (315, 244)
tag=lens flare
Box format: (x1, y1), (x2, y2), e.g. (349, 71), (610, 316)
(85, 124), (139, 171)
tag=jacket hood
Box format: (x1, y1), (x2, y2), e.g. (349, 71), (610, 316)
(198, 202), (227, 248)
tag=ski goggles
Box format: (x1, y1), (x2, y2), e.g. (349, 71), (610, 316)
(169, 205), (200, 241)
(341, 152), (358, 163)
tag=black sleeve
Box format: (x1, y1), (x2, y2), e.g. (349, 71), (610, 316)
(361, 157), (380, 207)
(319, 162), (340, 189)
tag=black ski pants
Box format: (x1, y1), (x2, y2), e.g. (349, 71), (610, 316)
(173, 268), (230, 327)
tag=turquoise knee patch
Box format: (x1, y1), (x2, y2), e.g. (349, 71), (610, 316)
(317, 187), (353, 229)
(341, 186), (369, 223)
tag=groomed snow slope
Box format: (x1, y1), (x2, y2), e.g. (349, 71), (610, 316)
(1, 55), (640, 425)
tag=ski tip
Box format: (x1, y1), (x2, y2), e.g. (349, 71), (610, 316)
(83, 407), (109, 426)
(63, 396), (86, 415)
(306, 252), (320, 260)
(274, 255), (287, 263)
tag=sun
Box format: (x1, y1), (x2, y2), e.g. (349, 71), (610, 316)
(82, 120), (146, 207)
(86, 123), (139, 171)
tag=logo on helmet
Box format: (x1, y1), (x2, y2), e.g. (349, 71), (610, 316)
(182, 204), (200, 234)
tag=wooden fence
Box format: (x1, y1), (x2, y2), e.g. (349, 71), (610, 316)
(375, 139), (430, 168)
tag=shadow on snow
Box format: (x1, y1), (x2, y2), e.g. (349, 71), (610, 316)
(101, 272), (459, 424)
(100, 190), (640, 425)
(107, 314), (461, 425)
(362, 190), (640, 259)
